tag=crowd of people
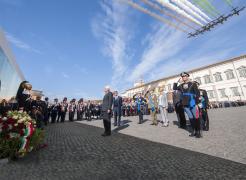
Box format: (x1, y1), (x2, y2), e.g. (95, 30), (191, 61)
(100, 72), (210, 138)
(1, 72), (245, 138)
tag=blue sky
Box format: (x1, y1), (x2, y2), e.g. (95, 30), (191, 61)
(0, 0), (245, 100)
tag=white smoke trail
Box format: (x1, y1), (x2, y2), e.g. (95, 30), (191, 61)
(141, 0), (196, 30)
(156, 0), (204, 26)
(180, 0), (211, 21)
(122, 0), (188, 33)
(170, 0), (208, 23)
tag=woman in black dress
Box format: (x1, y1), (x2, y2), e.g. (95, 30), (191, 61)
(16, 81), (32, 112)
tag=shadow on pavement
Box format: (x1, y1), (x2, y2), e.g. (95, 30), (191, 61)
(121, 119), (132, 125)
(113, 124), (130, 132)
(141, 119), (149, 124)
(172, 120), (192, 132)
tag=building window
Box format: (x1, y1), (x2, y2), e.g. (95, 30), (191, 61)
(237, 66), (246, 78)
(194, 77), (202, 85)
(225, 69), (235, 80)
(218, 88), (226, 98)
(207, 90), (215, 99)
(213, 72), (223, 82)
(203, 75), (212, 84)
(230, 87), (240, 97)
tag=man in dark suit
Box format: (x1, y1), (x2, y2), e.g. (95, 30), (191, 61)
(173, 90), (186, 129)
(51, 98), (59, 123)
(133, 93), (146, 124)
(195, 81), (210, 131)
(101, 86), (113, 136)
(43, 97), (50, 125)
(113, 91), (123, 127)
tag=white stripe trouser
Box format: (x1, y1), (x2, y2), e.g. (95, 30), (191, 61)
(159, 106), (169, 125)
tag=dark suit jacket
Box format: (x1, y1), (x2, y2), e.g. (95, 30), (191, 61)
(101, 92), (113, 120)
(113, 96), (122, 113)
(200, 89), (209, 109)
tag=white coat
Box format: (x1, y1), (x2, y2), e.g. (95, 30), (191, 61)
(158, 91), (168, 108)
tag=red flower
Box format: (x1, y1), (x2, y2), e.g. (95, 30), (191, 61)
(19, 129), (24, 136)
(6, 118), (16, 125)
(2, 124), (9, 130)
(18, 123), (25, 129)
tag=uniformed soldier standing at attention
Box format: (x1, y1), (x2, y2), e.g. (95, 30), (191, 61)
(173, 72), (201, 138)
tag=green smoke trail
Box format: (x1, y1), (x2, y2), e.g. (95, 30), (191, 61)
(192, 0), (218, 18)
(224, 0), (233, 6)
(201, 0), (220, 15)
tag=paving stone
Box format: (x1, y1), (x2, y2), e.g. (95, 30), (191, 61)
(0, 121), (245, 180)
(78, 106), (246, 164)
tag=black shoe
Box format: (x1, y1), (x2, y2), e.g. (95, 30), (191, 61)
(195, 131), (201, 138)
(138, 122), (142, 124)
(101, 133), (111, 137)
(195, 134), (201, 138)
(189, 131), (195, 137)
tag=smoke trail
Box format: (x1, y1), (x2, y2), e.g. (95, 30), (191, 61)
(170, 0), (209, 23)
(157, 0), (204, 26)
(140, 0), (196, 30)
(224, 0), (233, 6)
(180, 0), (211, 21)
(122, 0), (188, 33)
(200, 0), (220, 15)
(192, 0), (218, 17)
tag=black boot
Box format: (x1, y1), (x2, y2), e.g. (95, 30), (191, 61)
(189, 119), (195, 137)
(195, 130), (201, 138)
(189, 128), (195, 137)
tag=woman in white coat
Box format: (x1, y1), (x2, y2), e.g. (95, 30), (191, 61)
(158, 87), (169, 127)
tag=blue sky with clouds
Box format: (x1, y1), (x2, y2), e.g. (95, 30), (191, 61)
(0, 0), (245, 100)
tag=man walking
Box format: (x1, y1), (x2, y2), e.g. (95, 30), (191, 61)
(113, 91), (123, 126)
(101, 86), (113, 136)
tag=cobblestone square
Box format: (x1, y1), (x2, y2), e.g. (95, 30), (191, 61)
(78, 106), (246, 164)
(0, 107), (246, 180)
